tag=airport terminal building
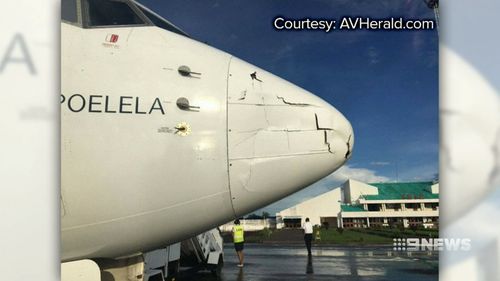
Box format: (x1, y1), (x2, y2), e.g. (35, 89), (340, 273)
(276, 179), (439, 229)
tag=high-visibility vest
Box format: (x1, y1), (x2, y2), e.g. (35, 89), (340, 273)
(233, 225), (244, 243)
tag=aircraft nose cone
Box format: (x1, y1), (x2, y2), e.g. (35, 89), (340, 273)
(344, 116), (354, 160)
(226, 57), (354, 216)
(334, 111), (354, 160)
(314, 104), (354, 160)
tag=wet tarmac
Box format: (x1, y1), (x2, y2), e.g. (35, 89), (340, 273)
(178, 243), (438, 281)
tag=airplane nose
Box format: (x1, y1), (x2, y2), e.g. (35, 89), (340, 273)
(327, 109), (354, 160)
(226, 57), (354, 216)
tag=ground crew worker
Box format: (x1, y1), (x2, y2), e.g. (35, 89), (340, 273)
(303, 217), (313, 256)
(232, 219), (245, 267)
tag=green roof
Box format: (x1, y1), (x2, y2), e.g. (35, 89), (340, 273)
(362, 182), (438, 200)
(341, 204), (366, 212)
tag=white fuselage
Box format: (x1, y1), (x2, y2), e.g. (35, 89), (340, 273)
(61, 15), (353, 261)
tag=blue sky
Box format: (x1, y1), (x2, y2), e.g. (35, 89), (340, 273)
(138, 0), (439, 214)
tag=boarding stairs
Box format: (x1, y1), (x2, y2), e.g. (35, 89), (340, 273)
(180, 228), (224, 275)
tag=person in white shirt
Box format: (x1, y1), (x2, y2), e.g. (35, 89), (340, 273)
(303, 217), (313, 256)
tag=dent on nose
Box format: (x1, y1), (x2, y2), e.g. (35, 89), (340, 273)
(226, 57), (354, 216)
(315, 104), (354, 160)
(335, 111), (354, 160)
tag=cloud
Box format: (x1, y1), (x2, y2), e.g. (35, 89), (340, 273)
(328, 165), (390, 183)
(412, 32), (424, 51)
(260, 165), (390, 214)
(268, 44), (294, 63)
(396, 163), (438, 182)
(367, 46), (380, 64)
(370, 161), (391, 166)
(256, 179), (333, 215)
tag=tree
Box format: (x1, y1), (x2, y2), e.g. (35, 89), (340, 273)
(246, 213), (261, 219)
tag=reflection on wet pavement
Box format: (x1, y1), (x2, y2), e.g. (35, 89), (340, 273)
(306, 255), (313, 274)
(178, 243), (438, 281)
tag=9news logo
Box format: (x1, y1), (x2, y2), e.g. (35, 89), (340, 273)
(393, 238), (471, 251)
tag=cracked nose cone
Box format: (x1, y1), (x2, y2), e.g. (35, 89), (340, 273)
(226, 57), (354, 216)
(335, 111), (354, 160)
